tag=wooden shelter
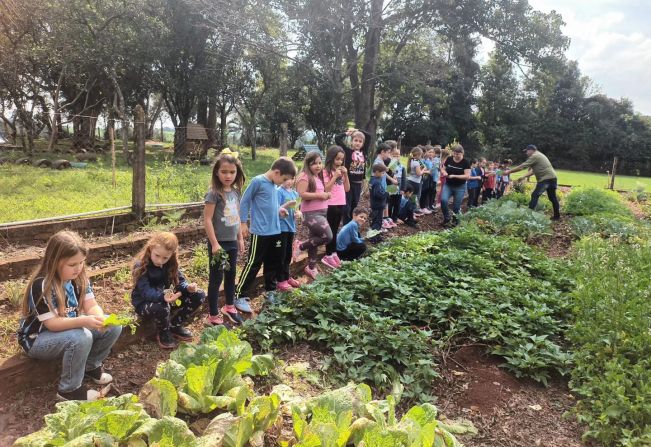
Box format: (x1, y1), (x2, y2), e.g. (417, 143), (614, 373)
(185, 123), (208, 159)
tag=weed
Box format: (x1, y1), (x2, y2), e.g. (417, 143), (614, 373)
(2, 280), (26, 308)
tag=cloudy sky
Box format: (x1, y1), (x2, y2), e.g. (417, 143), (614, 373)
(528, 0), (651, 115)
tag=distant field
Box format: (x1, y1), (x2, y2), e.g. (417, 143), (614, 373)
(513, 169), (649, 191)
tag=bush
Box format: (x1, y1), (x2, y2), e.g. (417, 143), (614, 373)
(564, 187), (632, 217)
(461, 199), (552, 240)
(569, 238), (651, 446)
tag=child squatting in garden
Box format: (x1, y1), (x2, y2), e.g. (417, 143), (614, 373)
(131, 231), (206, 349)
(203, 153), (246, 326)
(336, 208), (367, 261)
(17, 230), (122, 401)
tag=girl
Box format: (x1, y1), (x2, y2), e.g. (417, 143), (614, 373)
(204, 153), (246, 325)
(322, 145), (350, 268)
(292, 151), (333, 279)
(335, 128), (371, 224)
(407, 147), (425, 212)
(387, 146), (405, 222)
(276, 178), (302, 291)
(419, 146), (435, 213)
(436, 147), (451, 207)
(17, 231), (121, 401)
(131, 232), (205, 349)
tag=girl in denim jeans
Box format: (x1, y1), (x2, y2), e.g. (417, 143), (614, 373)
(17, 231), (122, 401)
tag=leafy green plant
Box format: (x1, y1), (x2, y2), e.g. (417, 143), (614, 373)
(246, 227), (573, 398)
(568, 237), (651, 446)
(185, 244), (210, 279)
(103, 312), (138, 334)
(112, 266), (132, 284)
(460, 199), (551, 239)
(2, 279), (25, 308)
(13, 394), (197, 447)
(564, 187), (632, 217)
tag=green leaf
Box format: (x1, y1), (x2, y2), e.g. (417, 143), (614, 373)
(138, 378), (178, 418)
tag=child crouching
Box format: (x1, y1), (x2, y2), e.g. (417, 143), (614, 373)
(131, 232), (205, 349)
(336, 209), (367, 261)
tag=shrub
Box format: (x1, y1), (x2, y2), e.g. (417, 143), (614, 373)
(564, 187), (632, 218)
(461, 199), (552, 240)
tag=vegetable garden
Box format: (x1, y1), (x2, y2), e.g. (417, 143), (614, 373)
(2, 185), (651, 446)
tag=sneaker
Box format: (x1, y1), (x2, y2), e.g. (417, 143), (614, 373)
(321, 255), (338, 269)
(170, 326), (193, 341)
(331, 252), (342, 267)
(85, 366), (113, 385)
(552, 215), (561, 221)
(414, 212), (424, 217)
(292, 239), (303, 261)
(157, 330), (177, 349)
(265, 290), (278, 304)
(287, 277), (301, 288)
(442, 219), (453, 228)
(234, 297), (252, 313)
(57, 384), (101, 401)
(420, 208), (432, 214)
(205, 313), (224, 326)
(382, 220), (392, 229)
(277, 280), (293, 292)
(222, 305), (245, 324)
(388, 220), (398, 228)
(406, 219), (418, 228)
(304, 265), (319, 280)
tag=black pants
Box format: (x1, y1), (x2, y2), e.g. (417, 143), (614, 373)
(207, 240), (238, 314)
(370, 207), (384, 230)
(325, 205), (344, 255)
(344, 181), (363, 224)
(388, 194), (401, 221)
(419, 176), (434, 209)
(337, 242), (366, 261)
(530, 178), (560, 218)
(398, 207), (416, 225)
(467, 187), (481, 208)
(482, 188), (495, 203)
(135, 289), (205, 332)
(277, 231), (294, 282)
(235, 233), (281, 298)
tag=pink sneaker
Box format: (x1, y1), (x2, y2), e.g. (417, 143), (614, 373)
(287, 277), (301, 288)
(292, 239), (303, 261)
(321, 255), (338, 269)
(332, 252), (342, 267)
(304, 265), (319, 280)
(277, 280), (293, 291)
(382, 220), (392, 229)
(205, 314), (224, 326)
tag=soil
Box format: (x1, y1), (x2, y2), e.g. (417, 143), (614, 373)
(0, 191), (589, 446)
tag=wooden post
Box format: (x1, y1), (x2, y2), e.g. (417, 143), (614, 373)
(160, 117), (164, 142)
(279, 122), (288, 156)
(132, 105), (146, 219)
(109, 127), (116, 188)
(609, 156), (618, 190)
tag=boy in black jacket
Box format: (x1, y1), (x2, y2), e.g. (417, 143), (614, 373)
(336, 128), (372, 224)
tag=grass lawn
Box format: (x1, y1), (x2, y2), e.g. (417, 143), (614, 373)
(0, 141), (295, 224)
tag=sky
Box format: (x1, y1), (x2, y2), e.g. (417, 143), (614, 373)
(525, 0), (651, 115)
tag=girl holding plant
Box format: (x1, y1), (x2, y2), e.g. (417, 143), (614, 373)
(203, 153), (246, 325)
(131, 232), (206, 349)
(17, 230), (122, 401)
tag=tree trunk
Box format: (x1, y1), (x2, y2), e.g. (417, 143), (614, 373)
(206, 96), (217, 150)
(279, 122), (288, 156)
(146, 100), (163, 140)
(173, 121), (188, 159)
(357, 0), (382, 146)
(251, 115), (257, 161)
(219, 105), (228, 149)
(132, 105), (146, 219)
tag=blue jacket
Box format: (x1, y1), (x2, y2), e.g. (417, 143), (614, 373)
(277, 186), (298, 233)
(468, 167), (482, 189)
(337, 220), (364, 251)
(369, 176), (388, 210)
(240, 175), (281, 236)
(131, 262), (189, 308)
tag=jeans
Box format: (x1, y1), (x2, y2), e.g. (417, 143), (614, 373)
(530, 178), (560, 218)
(27, 325), (122, 392)
(440, 183), (467, 221)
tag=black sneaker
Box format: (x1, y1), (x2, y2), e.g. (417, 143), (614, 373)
(57, 384), (101, 401)
(442, 219), (453, 228)
(170, 326), (193, 341)
(221, 306), (245, 324)
(157, 329), (177, 349)
(85, 366), (113, 385)
(552, 215), (561, 221)
(406, 219), (418, 227)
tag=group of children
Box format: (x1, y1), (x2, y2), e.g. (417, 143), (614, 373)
(16, 126), (517, 402)
(467, 158), (513, 207)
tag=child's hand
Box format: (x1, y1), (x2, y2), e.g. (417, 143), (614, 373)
(295, 210), (303, 221)
(320, 192), (331, 200)
(83, 315), (105, 330)
(284, 199), (297, 208)
(187, 283), (198, 293)
(211, 243), (221, 255)
(279, 207), (289, 218)
(240, 222), (249, 238)
(238, 238), (245, 253)
(164, 291), (182, 303)
(339, 166), (347, 175)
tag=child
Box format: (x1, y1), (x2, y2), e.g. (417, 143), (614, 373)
(467, 159), (483, 208)
(406, 147), (424, 210)
(237, 157), (297, 298)
(293, 151), (333, 279)
(369, 163), (389, 239)
(17, 231), (121, 401)
(336, 128), (371, 224)
(398, 185), (418, 227)
(497, 159), (512, 198)
(430, 146), (442, 209)
(276, 177), (302, 291)
(436, 147), (451, 207)
(387, 146), (405, 222)
(132, 232), (205, 349)
(482, 161), (498, 203)
(336, 209), (367, 261)
(375, 142), (398, 228)
(419, 146), (435, 213)
(204, 153), (245, 326)
(322, 145), (350, 268)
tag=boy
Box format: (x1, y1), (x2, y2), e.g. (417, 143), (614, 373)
(336, 128), (371, 223)
(336, 209), (367, 261)
(375, 142), (398, 228)
(369, 163), (388, 231)
(482, 161), (497, 203)
(430, 146), (442, 209)
(398, 185), (418, 227)
(236, 157), (297, 304)
(387, 145), (405, 222)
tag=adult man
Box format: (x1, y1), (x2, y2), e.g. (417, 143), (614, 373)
(504, 144), (560, 220)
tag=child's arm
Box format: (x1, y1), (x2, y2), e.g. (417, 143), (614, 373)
(334, 132), (350, 150)
(323, 170), (340, 192)
(239, 178), (260, 238)
(203, 203), (220, 254)
(297, 177), (330, 201)
(176, 269), (197, 293)
(341, 166), (350, 192)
